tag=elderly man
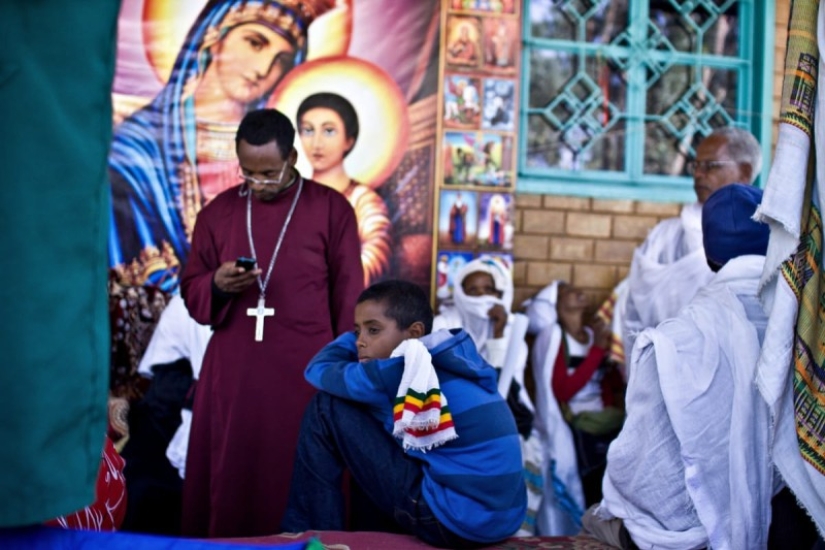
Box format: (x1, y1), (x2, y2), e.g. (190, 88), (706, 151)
(583, 184), (774, 550)
(619, 127), (762, 361)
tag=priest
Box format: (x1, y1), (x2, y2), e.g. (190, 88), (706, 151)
(180, 109), (363, 537)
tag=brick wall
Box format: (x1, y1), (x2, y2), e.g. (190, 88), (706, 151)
(511, 194), (681, 309)
(511, 1), (791, 311)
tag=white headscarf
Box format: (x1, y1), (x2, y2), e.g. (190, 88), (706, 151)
(522, 280), (564, 335)
(451, 258), (513, 348)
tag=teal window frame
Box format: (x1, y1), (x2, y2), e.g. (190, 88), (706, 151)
(518, 1), (776, 202)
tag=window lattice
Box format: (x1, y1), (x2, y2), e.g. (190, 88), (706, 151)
(521, 0), (762, 196)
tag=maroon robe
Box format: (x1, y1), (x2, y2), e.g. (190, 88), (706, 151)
(180, 177), (363, 537)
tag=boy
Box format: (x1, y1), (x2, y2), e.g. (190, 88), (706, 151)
(433, 258), (542, 535)
(281, 280), (526, 548)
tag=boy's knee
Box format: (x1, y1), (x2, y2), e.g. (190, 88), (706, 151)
(306, 391), (356, 423)
(306, 391), (335, 418)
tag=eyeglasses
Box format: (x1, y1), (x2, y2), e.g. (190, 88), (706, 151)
(238, 163), (290, 187)
(686, 160), (739, 175)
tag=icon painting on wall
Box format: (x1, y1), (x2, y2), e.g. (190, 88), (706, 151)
(434, 250), (476, 300)
(445, 15), (482, 70)
(444, 75), (483, 129)
(438, 189), (478, 247)
(478, 192), (513, 249)
(482, 78), (515, 131)
(443, 132), (512, 187)
(482, 17), (517, 74)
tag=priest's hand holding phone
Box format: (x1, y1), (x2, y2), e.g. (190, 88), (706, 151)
(214, 259), (261, 293)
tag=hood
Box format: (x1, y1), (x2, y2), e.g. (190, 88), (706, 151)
(421, 329), (499, 393)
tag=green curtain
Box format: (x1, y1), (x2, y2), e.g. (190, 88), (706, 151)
(0, 1), (120, 526)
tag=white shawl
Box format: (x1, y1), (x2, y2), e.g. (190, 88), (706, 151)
(138, 293), (213, 479)
(599, 256), (773, 549)
(137, 294), (212, 380)
(623, 204), (714, 360)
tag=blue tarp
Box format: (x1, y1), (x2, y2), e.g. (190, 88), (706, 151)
(0, 526), (309, 550)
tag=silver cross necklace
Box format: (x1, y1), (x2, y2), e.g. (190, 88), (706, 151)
(245, 175), (304, 342)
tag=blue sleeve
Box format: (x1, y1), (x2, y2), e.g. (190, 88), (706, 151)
(305, 332), (403, 407)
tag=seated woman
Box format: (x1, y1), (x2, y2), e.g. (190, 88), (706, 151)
(433, 257), (542, 535)
(296, 92), (392, 286)
(525, 281), (625, 535)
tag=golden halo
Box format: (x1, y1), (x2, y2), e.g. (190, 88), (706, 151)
(142, 0), (351, 84)
(142, 1), (206, 84)
(268, 56), (410, 189)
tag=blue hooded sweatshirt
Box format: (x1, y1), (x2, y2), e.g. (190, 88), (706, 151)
(305, 328), (527, 543)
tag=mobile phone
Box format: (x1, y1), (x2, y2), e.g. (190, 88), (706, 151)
(235, 256), (257, 271)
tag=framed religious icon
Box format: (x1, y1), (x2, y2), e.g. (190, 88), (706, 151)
(445, 15), (482, 70)
(438, 189), (478, 247)
(477, 251), (513, 271)
(444, 75), (483, 129)
(443, 131), (513, 188)
(482, 17), (518, 74)
(482, 78), (515, 131)
(448, 0), (516, 14)
(477, 192), (514, 250)
(434, 249), (475, 301)
(476, 132), (513, 187)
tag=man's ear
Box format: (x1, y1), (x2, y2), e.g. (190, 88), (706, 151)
(288, 147), (299, 165)
(739, 162), (754, 184)
(407, 321), (426, 339)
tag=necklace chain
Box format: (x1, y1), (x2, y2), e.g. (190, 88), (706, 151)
(246, 176), (304, 301)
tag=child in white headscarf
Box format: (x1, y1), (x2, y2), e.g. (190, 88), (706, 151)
(435, 259), (512, 353)
(433, 258), (530, 413)
(523, 281), (625, 536)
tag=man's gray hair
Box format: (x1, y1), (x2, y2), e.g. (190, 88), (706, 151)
(709, 127), (762, 183)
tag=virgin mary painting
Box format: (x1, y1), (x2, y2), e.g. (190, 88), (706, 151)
(108, 0), (343, 290)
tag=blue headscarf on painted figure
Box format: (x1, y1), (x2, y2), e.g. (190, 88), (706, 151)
(109, 0), (334, 291)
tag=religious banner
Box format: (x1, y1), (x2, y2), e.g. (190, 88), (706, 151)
(434, 0), (521, 304)
(109, 0), (441, 292)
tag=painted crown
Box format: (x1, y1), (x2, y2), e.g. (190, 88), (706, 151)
(215, 0), (337, 49)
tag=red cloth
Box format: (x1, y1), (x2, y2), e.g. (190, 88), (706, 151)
(180, 179), (363, 538)
(45, 436), (127, 531)
(550, 338), (624, 408)
(551, 340), (607, 404)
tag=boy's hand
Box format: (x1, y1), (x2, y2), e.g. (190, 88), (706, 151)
(487, 304), (508, 338)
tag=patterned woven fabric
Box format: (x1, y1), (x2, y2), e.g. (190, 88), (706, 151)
(771, 0), (825, 477)
(779, 0), (819, 135)
(783, 201), (825, 473)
